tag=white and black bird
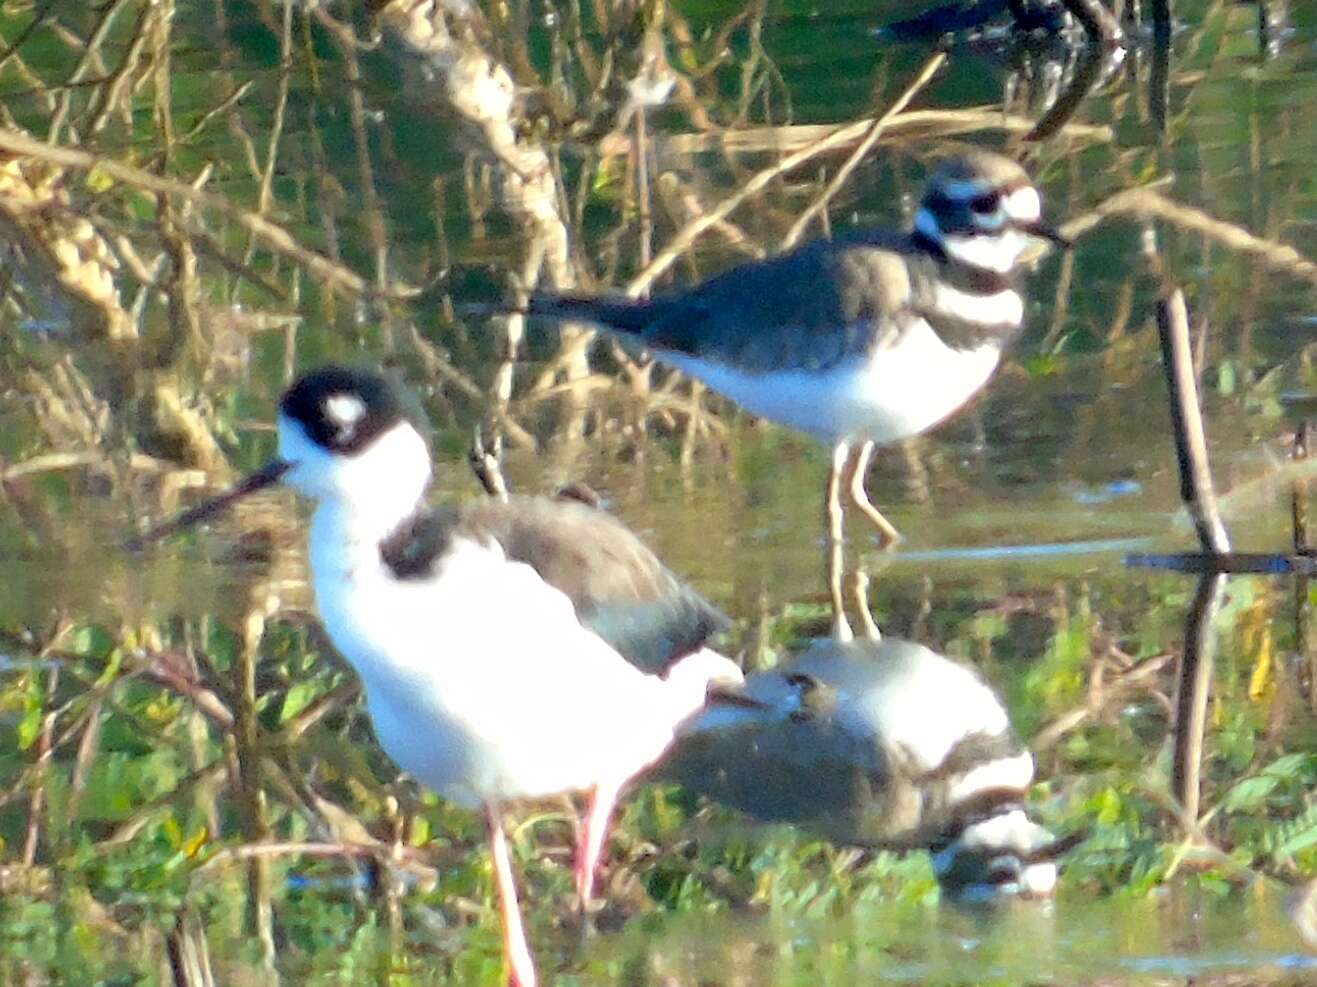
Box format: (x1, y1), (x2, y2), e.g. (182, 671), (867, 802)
(133, 366), (742, 987)
(520, 151), (1067, 626)
(663, 635), (1069, 901)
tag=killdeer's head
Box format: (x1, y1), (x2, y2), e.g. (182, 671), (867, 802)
(913, 151), (1068, 275)
(128, 368), (433, 549)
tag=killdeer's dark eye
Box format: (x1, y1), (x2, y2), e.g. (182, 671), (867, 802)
(784, 672), (818, 697)
(970, 192), (1001, 214)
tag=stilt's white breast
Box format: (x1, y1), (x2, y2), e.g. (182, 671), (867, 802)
(662, 320), (1001, 445)
(308, 525), (687, 808)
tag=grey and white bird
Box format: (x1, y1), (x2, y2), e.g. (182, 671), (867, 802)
(132, 366), (741, 987)
(521, 151), (1066, 625)
(663, 635), (1067, 901)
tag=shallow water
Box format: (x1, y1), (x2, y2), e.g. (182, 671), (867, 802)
(0, 0), (1315, 983)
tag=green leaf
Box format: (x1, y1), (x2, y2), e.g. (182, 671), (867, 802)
(84, 165), (116, 193)
(1218, 361), (1237, 396)
(1277, 822), (1317, 858)
(1222, 774), (1279, 812)
(280, 680), (320, 723)
(161, 814), (183, 849)
(17, 703), (42, 750)
(69, 624), (112, 658)
(1261, 752), (1315, 779)
(93, 647), (125, 689)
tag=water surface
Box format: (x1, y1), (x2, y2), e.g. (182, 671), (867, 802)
(0, 0), (1314, 983)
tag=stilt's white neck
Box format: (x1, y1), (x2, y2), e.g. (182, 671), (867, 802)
(308, 496), (423, 579)
(277, 418), (433, 578)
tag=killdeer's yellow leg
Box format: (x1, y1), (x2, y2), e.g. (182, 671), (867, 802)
(846, 440), (902, 549)
(827, 442), (853, 641)
(848, 567), (881, 641)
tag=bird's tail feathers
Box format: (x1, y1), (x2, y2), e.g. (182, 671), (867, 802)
(457, 294), (653, 337)
(525, 294), (652, 335)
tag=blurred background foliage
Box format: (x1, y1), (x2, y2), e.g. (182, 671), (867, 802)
(0, 0), (1314, 983)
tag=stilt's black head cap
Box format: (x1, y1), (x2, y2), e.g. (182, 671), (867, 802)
(279, 366), (425, 455)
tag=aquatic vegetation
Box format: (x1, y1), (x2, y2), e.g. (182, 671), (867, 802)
(0, 0), (1314, 983)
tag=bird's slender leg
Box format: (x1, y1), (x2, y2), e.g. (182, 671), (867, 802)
(826, 442), (854, 642)
(575, 781), (620, 907)
(486, 803), (537, 987)
(848, 567), (882, 641)
(845, 440), (902, 549)
(470, 424), (510, 502)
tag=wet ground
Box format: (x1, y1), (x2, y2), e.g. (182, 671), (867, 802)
(0, 0), (1315, 983)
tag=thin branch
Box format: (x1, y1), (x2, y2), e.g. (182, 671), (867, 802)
(627, 58), (951, 297)
(1061, 185), (1317, 286)
(1126, 552), (1317, 575)
(0, 127), (417, 301)
(1157, 288), (1230, 553)
(782, 52), (945, 250)
(1171, 574), (1227, 823)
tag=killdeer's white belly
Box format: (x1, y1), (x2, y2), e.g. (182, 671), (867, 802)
(662, 320), (1001, 445)
(310, 530), (679, 808)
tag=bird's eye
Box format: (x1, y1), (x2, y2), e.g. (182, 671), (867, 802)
(970, 192), (1001, 214)
(784, 672), (817, 695)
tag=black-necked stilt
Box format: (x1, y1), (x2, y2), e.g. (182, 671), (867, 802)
(665, 634), (1068, 901)
(520, 151), (1066, 627)
(133, 366), (741, 986)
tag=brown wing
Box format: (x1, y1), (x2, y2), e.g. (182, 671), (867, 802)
(529, 230), (923, 373)
(381, 495), (729, 674)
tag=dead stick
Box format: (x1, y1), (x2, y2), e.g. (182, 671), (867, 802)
(1292, 421), (1311, 554)
(1171, 573), (1226, 823)
(1156, 289), (1230, 553)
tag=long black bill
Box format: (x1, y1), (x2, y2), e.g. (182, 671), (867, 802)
(126, 460), (291, 551)
(1021, 220), (1072, 250)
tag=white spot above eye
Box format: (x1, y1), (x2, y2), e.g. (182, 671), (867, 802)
(325, 394), (367, 431)
(1003, 186), (1041, 223)
(279, 416), (432, 527)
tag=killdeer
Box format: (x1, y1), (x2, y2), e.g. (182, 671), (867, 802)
(132, 366), (741, 987)
(522, 151), (1067, 629)
(664, 635), (1069, 901)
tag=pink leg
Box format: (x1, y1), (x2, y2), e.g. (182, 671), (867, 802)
(574, 782), (621, 906)
(486, 803), (537, 987)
